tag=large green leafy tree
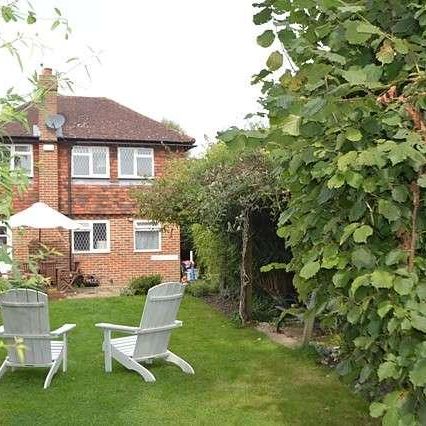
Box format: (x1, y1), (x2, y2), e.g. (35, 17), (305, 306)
(135, 143), (283, 322)
(250, 0), (426, 423)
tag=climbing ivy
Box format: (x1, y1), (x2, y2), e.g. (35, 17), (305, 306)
(249, 0), (426, 423)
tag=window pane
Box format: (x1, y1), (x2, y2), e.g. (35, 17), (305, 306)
(0, 236), (7, 247)
(137, 148), (152, 156)
(135, 230), (159, 250)
(73, 146), (89, 154)
(0, 226), (7, 236)
(13, 145), (30, 152)
(74, 231), (90, 251)
(136, 156), (152, 177)
(92, 148), (107, 175)
(73, 154), (90, 176)
(93, 223), (108, 250)
(120, 148), (134, 175)
(14, 154), (31, 174)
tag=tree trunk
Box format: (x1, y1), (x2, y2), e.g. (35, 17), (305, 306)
(239, 210), (253, 324)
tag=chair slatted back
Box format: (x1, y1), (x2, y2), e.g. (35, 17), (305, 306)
(0, 289), (51, 365)
(133, 282), (185, 359)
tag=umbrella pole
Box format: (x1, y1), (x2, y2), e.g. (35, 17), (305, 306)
(39, 228), (41, 243)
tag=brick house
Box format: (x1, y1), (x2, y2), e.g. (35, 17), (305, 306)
(1, 68), (194, 287)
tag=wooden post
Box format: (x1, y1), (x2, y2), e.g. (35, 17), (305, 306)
(239, 209), (253, 324)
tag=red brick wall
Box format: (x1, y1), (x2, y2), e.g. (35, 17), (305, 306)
(12, 142), (184, 287)
(72, 216), (181, 287)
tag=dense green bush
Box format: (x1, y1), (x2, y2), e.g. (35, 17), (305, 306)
(124, 274), (162, 296)
(185, 279), (219, 298)
(0, 277), (10, 293)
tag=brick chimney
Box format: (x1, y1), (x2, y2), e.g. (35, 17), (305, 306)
(38, 67), (59, 209)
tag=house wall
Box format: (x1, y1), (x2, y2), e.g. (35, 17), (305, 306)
(72, 216), (181, 287)
(11, 142), (184, 287)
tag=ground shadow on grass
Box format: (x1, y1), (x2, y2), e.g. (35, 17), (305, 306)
(0, 296), (375, 425)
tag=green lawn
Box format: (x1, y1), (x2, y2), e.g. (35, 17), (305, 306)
(0, 296), (374, 425)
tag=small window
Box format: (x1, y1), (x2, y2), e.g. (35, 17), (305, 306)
(134, 220), (161, 252)
(72, 220), (110, 253)
(9, 144), (33, 176)
(72, 146), (109, 178)
(118, 147), (154, 179)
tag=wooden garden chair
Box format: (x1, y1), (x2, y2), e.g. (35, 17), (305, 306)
(96, 282), (194, 382)
(0, 288), (76, 389)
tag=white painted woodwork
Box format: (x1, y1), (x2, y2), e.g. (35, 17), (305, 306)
(0, 288), (76, 389)
(96, 282), (194, 382)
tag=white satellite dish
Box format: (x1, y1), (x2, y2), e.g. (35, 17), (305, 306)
(45, 114), (66, 130)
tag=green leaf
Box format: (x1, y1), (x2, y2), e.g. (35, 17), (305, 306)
(300, 261), (320, 279)
(281, 114), (301, 136)
(342, 68), (366, 85)
(302, 98), (326, 117)
(385, 249), (407, 266)
(353, 225), (373, 243)
(340, 222), (360, 245)
(394, 38), (409, 54)
(394, 277), (414, 296)
(411, 314), (426, 333)
(257, 30), (275, 48)
(370, 402), (387, 418)
(51, 19), (60, 31)
(337, 151), (358, 172)
(345, 128), (362, 141)
(344, 21), (372, 44)
(253, 8), (272, 25)
(371, 270), (394, 289)
(409, 359), (426, 387)
(328, 173), (345, 189)
(391, 186), (408, 203)
(417, 175), (426, 188)
(332, 271), (351, 288)
(357, 22), (381, 35)
(350, 274), (370, 296)
(377, 301), (393, 318)
(27, 12), (36, 24)
(378, 361), (398, 381)
(352, 248), (375, 269)
(376, 40), (395, 64)
(378, 199), (401, 222)
(266, 51), (283, 71)
(345, 171), (363, 189)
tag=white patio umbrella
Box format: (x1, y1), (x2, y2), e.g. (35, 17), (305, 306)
(9, 202), (80, 231)
(9, 202), (80, 272)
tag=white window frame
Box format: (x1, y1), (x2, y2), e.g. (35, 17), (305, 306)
(71, 146), (110, 178)
(72, 220), (110, 254)
(9, 144), (33, 177)
(118, 147), (154, 179)
(133, 220), (161, 252)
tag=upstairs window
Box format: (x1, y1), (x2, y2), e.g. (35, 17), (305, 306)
(118, 147), (154, 179)
(134, 220), (161, 252)
(72, 146), (109, 178)
(72, 220), (110, 253)
(9, 144), (33, 176)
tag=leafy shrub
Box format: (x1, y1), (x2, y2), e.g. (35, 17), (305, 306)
(251, 292), (279, 323)
(125, 274), (162, 295)
(185, 279), (218, 297)
(0, 276), (10, 293)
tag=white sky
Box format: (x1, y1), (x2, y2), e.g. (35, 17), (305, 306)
(0, 0), (267, 155)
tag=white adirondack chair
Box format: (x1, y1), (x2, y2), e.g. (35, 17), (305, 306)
(96, 282), (194, 382)
(0, 288), (76, 389)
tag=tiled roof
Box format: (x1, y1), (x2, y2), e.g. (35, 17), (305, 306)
(5, 96), (195, 144)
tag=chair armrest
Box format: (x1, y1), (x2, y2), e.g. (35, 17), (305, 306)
(137, 320), (183, 335)
(95, 323), (140, 334)
(50, 323), (76, 337)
